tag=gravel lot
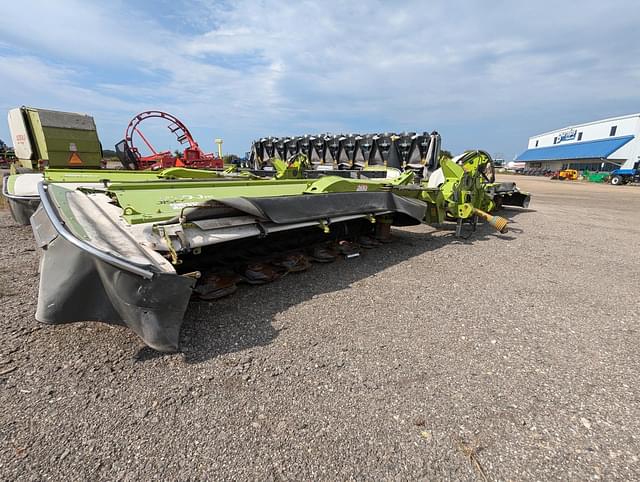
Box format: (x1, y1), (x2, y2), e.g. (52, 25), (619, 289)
(1, 175), (639, 480)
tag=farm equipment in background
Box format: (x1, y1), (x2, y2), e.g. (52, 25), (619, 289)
(250, 131), (441, 178)
(6, 106), (103, 171)
(559, 169), (578, 181)
(582, 171), (610, 183)
(610, 158), (640, 185)
(3, 107), (227, 224)
(116, 111), (223, 170)
(1, 106), (104, 222)
(30, 148), (530, 352)
(554, 169), (578, 181)
(0, 139), (15, 168)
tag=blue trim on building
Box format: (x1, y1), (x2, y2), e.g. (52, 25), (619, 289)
(516, 135), (634, 161)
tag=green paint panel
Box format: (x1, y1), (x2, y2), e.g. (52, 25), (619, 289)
(43, 167), (225, 183)
(26, 110), (45, 160)
(41, 126), (102, 167)
(110, 179), (318, 224)
(6, 174), (17, 193)
(44, 169), (158, 183)
(47, 184), (91, 241)
(103, 176), (402, 224)
(42, 151), (507, 232)
(44, 169), (164, 183)
(23, 107), (103, 168)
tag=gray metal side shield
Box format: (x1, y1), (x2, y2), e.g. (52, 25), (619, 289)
(31, 204), (195, 352)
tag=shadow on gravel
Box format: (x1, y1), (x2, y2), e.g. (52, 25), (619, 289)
(136, 208), (528, 364)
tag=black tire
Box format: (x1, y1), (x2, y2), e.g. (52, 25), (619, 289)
(611, 175), (623, 186)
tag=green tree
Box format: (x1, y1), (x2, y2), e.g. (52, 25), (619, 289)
(439, 149), (453, 161)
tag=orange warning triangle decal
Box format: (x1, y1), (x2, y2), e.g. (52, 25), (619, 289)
(68, 152), (83, 165)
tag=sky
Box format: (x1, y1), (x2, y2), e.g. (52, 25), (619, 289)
(0, 0), (639, 159)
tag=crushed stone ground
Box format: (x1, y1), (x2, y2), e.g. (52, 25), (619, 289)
(1, 175), (639, 480)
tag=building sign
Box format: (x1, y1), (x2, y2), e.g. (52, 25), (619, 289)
(557, 129), (577, 143)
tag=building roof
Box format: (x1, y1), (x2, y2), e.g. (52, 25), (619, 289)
(530, 113), (640, 139)
(516, 135), (634, 161)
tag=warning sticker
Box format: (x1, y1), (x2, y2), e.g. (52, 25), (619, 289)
(69, 143), (78, 152)
(68, 152), (83, 165)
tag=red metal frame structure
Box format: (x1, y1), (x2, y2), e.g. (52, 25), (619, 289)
(124, 111), (222, 169)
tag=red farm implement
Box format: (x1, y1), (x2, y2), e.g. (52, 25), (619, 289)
(116, 110), (223, 170)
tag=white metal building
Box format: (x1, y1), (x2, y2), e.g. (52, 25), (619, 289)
(515, 113), (640, 172)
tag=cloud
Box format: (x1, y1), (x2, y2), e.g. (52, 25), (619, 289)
(0, 0), (638, 157)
